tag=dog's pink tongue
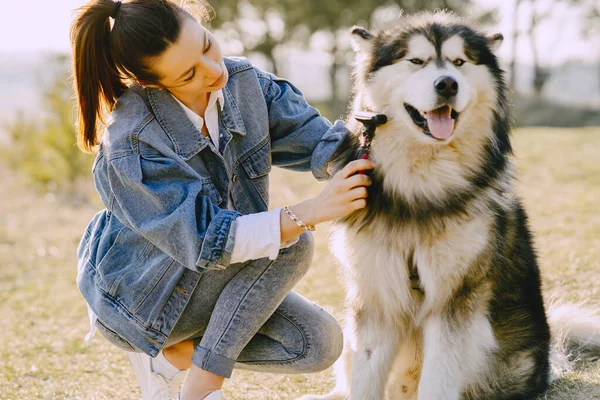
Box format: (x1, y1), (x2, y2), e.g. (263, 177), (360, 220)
(425, 107), (455, 139)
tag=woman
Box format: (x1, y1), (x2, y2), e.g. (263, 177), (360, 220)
(72, 1), (374, 399)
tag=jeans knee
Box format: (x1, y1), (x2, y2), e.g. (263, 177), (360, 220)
(303, 307), (344, 372)
(294, 231), (315, 258)
(280, 231), (314, 276)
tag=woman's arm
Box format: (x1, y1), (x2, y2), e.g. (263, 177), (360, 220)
(229, 157), (374, 263)
(106, 153), (241, 272)
(255, 69), (376, 246)
(258, 69), (350, 181)
(105, 150), (373, 269)
(280, 158), (375, 243)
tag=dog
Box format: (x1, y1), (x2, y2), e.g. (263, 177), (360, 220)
(298, 11), (600, 400)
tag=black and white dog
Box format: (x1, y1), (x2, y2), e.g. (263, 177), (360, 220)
(299, 11), (600, 400)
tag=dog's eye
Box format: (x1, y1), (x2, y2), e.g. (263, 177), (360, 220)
(453, 59), (466, 67)
(409, 59), (424, 65)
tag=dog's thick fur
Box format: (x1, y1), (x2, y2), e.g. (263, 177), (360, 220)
(299, 12), (600, 400)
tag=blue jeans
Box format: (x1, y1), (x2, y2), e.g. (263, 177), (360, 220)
(96, 232), (343, 378)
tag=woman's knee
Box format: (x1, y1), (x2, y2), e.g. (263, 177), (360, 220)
(278, 231), (314, 276)
(292, 230), (315, 258)
(301, 306), (344, 372)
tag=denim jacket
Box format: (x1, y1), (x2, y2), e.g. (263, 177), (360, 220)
(76, 57), (349, 357)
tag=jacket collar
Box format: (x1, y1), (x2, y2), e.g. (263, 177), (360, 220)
(145, 81), (246, 159)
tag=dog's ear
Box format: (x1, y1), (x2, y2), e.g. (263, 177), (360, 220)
(351, 26), (374, 54)
(486, 33), (503, 52)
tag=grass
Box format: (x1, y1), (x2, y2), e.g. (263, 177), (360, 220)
(1, 126), (599, 399)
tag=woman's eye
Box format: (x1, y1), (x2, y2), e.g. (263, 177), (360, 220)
(204, 37), (212, 53)
(409, 59), (424, 65)
(453, 59), (465, 67)
(184, 70), (196, 82)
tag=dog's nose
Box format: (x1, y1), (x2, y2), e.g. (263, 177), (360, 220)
(434, 76), (458, 97)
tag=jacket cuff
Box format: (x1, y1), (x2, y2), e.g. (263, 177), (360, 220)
(310, 120), (349, 181)
(196, 211), (240, 270)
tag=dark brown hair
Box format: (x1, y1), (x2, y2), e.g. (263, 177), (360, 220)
(70, 0), (210, 153)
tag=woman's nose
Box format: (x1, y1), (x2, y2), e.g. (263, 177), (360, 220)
(203, 57), (222, 78)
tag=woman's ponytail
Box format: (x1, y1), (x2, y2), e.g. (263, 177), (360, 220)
(70, 0), (212, 153)
(71, 0), (127, 153)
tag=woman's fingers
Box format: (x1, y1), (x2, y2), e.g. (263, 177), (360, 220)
(351, 198), (368, 210)
(346, 186), (369, 201)
(337, 159), (375, 179)
(313, 158), (375, 222)
(344, 173), (372, 190)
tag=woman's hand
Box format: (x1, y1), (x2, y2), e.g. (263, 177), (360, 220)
(310, 158), (375, 224)
(292, 158), (375, 221)
(279, 159), (374, 243)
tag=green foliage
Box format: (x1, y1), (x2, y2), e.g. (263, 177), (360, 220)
(1, 55), (94, 193)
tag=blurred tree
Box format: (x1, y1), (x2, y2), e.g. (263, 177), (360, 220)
(524, 0), (588, 97)
(208, 0), (284, 74)
(580, 0), (600, 96)
(526, 0), (554, 96)
(0, 55), (94, 197)
(509, 0), (525, 90)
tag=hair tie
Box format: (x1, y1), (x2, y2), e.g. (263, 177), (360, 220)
(110, 1), (122, 19)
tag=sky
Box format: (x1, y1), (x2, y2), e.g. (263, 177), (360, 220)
(2, 1), (85, 53)
(0, 0), (597, 66)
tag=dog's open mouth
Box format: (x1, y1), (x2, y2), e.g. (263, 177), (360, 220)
(404, 103), (459, 140)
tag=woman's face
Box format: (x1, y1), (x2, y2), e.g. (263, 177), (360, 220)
(149, 16), (228, 100)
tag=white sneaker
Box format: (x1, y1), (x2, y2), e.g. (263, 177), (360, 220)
(128, 351), (187, 400)
(176, 390), (225, 400)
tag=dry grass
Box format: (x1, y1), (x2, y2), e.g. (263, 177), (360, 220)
(1, 127), (599, 399)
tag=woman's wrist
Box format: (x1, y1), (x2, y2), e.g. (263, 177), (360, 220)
(279, 199), (324, 244)
(288, 199), (322, 226)
(283, 206), (315, 231)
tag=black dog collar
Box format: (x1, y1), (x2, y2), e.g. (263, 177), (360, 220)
(354, 111), (387, 174)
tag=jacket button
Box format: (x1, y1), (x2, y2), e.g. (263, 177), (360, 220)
(232, 174), (238, 183)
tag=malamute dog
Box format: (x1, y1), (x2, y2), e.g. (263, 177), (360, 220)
(299, 11), (600, 400)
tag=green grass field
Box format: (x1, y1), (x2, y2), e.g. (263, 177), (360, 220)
(1, 127), (599, 399)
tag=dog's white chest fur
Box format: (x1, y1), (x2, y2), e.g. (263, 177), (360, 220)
(330, 213), (492, 324)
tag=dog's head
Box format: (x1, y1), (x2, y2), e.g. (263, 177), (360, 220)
(351, 12), (505, 144)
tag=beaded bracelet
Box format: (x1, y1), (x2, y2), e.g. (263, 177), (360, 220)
(283, 206), (316, 232)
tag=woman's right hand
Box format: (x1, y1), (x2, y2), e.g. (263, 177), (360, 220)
(307, 158), (375, 224)
(278, 159), (375, 244)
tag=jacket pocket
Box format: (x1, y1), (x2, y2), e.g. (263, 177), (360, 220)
(239, 140), (272, 207)
(97, 227), (177, 326)
(95, 225), (152, 298)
